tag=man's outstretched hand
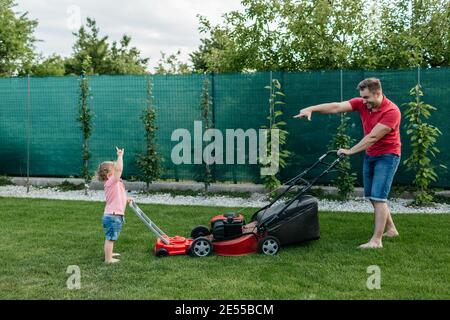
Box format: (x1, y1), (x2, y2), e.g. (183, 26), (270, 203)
(293, 108), (312, 121)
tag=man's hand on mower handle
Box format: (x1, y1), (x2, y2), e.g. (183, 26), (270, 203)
(127, 197), (134, 204)
(293, 108), (312, 121)
(337, 148), (353, 157)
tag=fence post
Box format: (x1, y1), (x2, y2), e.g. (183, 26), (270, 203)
(26, 74), (31, 193)
(269, 71), (273, 128)
(417, 65), (421, 86)
(210, 72), (216, 182)
(279, 70), (286, 181)
(340, 69), (345, 126)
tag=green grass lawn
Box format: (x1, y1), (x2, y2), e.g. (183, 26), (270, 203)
(0, 197), (449, 300)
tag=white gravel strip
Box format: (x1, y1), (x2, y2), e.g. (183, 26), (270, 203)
(1, 185), (449, 214)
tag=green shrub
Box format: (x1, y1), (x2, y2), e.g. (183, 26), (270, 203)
(136, 75), (163, 191)
(328, 113), (357, 200)
(56, 180), (85, 192)
(403, 84), (445, 206)
(0, 176), (13, 186)
(260, 78), (290, 194)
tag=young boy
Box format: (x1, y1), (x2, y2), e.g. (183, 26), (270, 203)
(96, 147), (131, 263)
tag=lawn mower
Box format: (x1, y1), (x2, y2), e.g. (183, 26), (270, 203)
(129, 200), (194, 256)
(129, 150), (344, 257)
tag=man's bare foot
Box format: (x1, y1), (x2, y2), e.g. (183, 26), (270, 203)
(358, 241), (383, 249)
(105, 258), (120, 264)
(112, 253), (121, 257)
(383, 230), (399, 237)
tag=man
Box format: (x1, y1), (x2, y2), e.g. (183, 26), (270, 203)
(294, 78), (401, 249)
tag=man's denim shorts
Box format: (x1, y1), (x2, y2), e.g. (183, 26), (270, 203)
(363, 153), (400, 202)
(102, 215), (124, 241)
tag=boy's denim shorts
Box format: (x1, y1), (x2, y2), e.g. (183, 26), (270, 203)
(102, 215), (124, 241)
(363, 153), (400, 202)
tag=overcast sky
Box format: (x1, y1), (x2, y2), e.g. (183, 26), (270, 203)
(16, 0), (243, 70)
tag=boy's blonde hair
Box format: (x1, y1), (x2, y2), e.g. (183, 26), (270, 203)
(96, 161), (114, 182)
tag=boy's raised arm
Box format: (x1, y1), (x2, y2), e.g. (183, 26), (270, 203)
(114, 147), (124, 179)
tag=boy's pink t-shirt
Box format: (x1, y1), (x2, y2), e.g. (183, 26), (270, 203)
(104, 175), (127, 215)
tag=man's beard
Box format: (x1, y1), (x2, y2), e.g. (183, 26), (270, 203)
(366, 101), (376, 109)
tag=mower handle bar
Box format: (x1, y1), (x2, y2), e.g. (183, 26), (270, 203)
(128, 200), (171, 245)
(280, 150), (344, 187)
(252, 150), (345, 225)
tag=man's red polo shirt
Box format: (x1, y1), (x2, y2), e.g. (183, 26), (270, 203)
(349, 96), (401, 157)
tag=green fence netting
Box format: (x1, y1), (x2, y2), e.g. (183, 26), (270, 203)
(0, 68), (448, 188)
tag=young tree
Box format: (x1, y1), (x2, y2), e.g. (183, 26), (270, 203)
(327, 114), (357, 200)
(403, 84), (444, 205)
(77, 58), (94, 195)
(136, 76), (163, 191)
(196, 74), (214, 192)
(261, 78), (290, 193)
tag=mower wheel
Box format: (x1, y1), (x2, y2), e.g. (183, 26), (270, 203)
(155, 248), (169, 257)
(189, 237), (213, 257)
(258, 236), (280, 256)
(190, 225), (211, 239)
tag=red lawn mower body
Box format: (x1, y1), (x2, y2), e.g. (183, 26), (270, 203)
(211, 234), (259, 256)
(206, 214), (260, 256)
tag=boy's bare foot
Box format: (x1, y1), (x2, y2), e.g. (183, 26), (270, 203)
(383, 230), (399, 237)
(358, 241), (383, 249)
(112, 253), (121, 257)
(105, 258), (120, 264)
